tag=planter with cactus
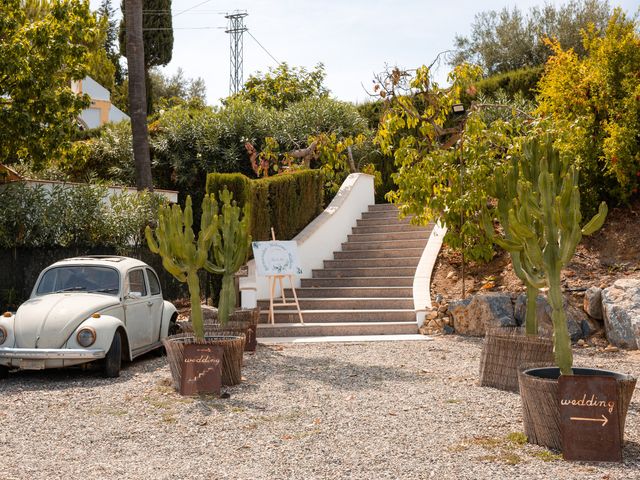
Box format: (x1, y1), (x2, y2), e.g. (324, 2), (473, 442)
(489, 135), (637, 451)
(145, 193), (247, 392)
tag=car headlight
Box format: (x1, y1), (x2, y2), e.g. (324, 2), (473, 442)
(0, 326), (6, 345)
(77, 327), (96, 348)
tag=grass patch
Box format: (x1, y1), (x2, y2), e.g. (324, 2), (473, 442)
(506, 431), (527, 445)
(534, 450), (562, 462)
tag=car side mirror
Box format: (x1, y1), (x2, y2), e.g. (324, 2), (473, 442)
(126, 291), (143, 300)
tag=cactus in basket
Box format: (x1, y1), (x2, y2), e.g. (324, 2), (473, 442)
(204, 188), (252, 325)
(145, 195), (219, 341)
(488, 135), (607, 375)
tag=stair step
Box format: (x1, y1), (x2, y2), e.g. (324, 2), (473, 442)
(347, 231), (429, 243)
(333, 248), (426, 259)
(261, 309), (415, 323)
(341, 238), (428, 251)
(313, 266), (417, 278)
(356, 217), (412, 227)
(351, 224), (429, 234)
(257, 321), (419, 337)
(361, 211), (402, 220)
(301, 276), (414, 287)
(257, 298), (414, 310)
(285, 286), (413, 298)
(367, 204), (399, 212)
(324, 257), (421, 268)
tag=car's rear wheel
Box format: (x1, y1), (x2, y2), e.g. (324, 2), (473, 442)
(0, 365), (8, 379)
(103, 331), (122, 378)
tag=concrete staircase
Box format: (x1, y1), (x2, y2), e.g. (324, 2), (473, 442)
(256, 204), (433, 338)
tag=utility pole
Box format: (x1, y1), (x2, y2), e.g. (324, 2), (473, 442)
(225, 11), (248, 95)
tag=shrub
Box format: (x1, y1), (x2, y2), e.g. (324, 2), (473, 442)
(206, 170), (324, 242)
(471, 66), (543, 101)
(0, 182), (165, 251)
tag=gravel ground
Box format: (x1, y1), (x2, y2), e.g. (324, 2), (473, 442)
(1, 336), (639, 480)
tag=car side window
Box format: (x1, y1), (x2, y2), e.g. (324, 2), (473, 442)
(126, 269), (148, 297)
(146, 268), (161, 296)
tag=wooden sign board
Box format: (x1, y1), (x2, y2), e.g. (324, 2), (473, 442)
(558, 375), (622, 462)
(180, 344), (224, 396)
(252, 241), (303, 276)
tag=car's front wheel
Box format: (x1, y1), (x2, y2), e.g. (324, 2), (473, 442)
(103, 331), (122, 378)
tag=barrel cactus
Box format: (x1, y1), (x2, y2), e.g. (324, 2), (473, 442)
(145, 195), (219, 341)
(487, 135), (607, 375)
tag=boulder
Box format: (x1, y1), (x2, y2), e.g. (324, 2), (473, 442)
(514, 294), (584, 341)
(583, 287), (603, 319)
(190, 305), (219, 323)
(602, 279), (640, 349)
(448, 293), (516, 336)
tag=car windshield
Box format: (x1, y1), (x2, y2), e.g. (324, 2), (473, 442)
(36, 266), (120, 296)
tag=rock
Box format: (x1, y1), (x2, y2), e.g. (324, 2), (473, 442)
(442, 316), (450, 325)
(581, 316), (602, 339)
(191, 305), (218, 323)
(602, 279), (640, 349)
(577, 339), (586, 347)
(438, 305), (448, 314)
(583, 287), (603, 319)
(427, 310), (439, 320)
(448, 293), (515, 336)
(446, 271), (455, 279)
(513, 294), (585, 341)
(604, 344), (619, 353)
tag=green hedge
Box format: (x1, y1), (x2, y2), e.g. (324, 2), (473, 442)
(206, 170), (324, 241)
(472, 66), (544, 100)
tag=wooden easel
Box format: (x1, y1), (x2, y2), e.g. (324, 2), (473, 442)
(267, 229), (304, 324)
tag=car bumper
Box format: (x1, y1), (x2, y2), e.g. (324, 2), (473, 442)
(0, 347), (106, 361)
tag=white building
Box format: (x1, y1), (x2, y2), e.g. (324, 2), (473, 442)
(71, 76), (129, 129)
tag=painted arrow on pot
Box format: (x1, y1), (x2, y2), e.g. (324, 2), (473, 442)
(570, 414), (608, 427)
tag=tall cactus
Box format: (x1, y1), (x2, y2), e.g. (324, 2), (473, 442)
(486, 149), (545, 336)
(145, 195), (219, 341)
(204, 188), (252, 325)
(489, 135), (607, 375)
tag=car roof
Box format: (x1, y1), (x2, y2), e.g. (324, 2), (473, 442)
(49, 256), (151, 273)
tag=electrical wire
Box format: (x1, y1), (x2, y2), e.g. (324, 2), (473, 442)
(246, 30), (281, 66)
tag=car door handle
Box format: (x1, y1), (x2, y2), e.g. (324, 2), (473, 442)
(147, 301), (153, 307)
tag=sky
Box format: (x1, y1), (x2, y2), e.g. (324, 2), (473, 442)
(91, 0), (640, 105)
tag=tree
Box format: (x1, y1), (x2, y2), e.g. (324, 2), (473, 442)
(120, 0), (173, 113)
(125, 0), (153, 190)
(97, 0), (125, 86)
(374, 63), (535, 263)
(0, 0), (98, 167)
(22, 0), (117, 94)
(452, 0), (611, 75)
(233, 63), (329, 110)
(148, 67), (207, 111)
(536, 9), (640, 211)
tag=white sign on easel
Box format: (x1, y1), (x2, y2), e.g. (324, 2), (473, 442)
(251, 240), (304, 324)
(252, 241), (303, 276)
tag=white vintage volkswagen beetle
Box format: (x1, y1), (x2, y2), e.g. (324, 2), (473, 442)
(0, 256), (177, 378)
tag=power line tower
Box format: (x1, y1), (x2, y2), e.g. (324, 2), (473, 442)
(225, 11), (248, 95)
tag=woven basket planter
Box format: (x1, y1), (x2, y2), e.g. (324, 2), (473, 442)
(163, 333), (245, 388)
(181, 308), (260, 352)
(518, 366), (637, 450)
(479, 327), (554, 393)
